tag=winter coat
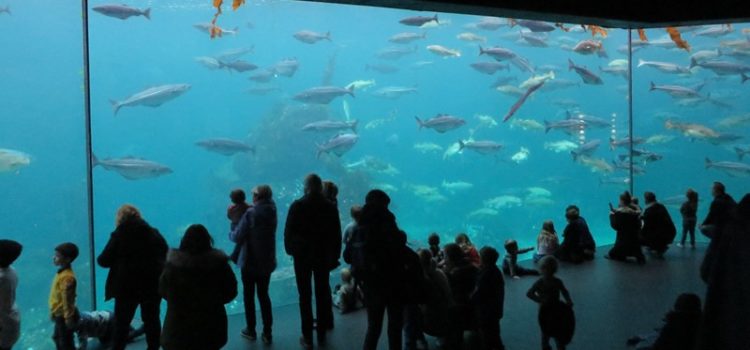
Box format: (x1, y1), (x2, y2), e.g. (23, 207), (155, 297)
(159, 249), (238, 350)
(608, 206), (643, 258)
(701, 193), (738, 282)
(98, 218), (168, 301)
(471, 264), (505, 323)
(641, 202), (677, 249)
(284, 193), (342, 270)
(445, 261), (479, 330)
(558, 217), (595, 260)
(229, 199), (278, 275)
(0, 267), (20, 348)
(420, 267), (453, 336)
(652, 310), (700, 350)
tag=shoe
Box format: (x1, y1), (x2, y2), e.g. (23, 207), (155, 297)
(676, 243), (684, 248)
(261, 333), (272, 345)
(300, 336), (313, 349)
(241, 328), (257, 341)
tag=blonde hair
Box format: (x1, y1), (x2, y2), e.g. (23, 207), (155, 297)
(253, 185), (273, 201)
(115, 204), (141, 227)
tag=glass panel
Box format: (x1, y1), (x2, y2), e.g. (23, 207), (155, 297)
(632, 24), (750, 246)
(0, 0), (90, 348)
(88, 0), (629, 312)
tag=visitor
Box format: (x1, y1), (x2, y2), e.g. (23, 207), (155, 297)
(640, 192), (676, 258)
(443, 243), (479, 346)
(227, 188), (251, 264)
(555, 205), (596, 263)
(535, 221), (560, 263)
(159, 224), (237, 350)
(284, 174), (342, 348)
(323, 180), (339, 206)
(229, 185), (277, 344)
(527, 256), (574, 350)
(333, 268), (361, 313)
(74, 310), (145, 350)
(455, 233), (480, 267)
(97, 204), (168, 350)
(342, 205), (363, 245)
(502, 239), (539, 279)
(0, 240), (22, 350)
(678, 189), (699, 248)
(417, 249), (454, 349)
(471, 246), (506, 350)
(627, 293), (701, 350)
(607, 192), (645, 264)
(50, 242), (79, 350)
(699, 182), (737, 283)
(427, 233), (445, 267)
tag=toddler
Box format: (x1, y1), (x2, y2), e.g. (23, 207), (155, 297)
(503, 239), (539, 279)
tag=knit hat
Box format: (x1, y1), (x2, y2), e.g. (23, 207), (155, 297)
(55, 242), (79, 262)
(0, 239), (23, 267)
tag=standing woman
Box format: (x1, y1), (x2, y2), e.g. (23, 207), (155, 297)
(0, 240), (22, 350)
(679, 189), (699, 248)
(160, 224), (237, 350)
(97, 204), (168, 350)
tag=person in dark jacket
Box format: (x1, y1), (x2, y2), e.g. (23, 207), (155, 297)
(640, 192), (677, 258)
(229, 185), (277, 344)
(0, 240), (22, 350)
(699, 182), (737, 283)
(159, 224), (238, 350)
(627, 293), (702, 350)
(555, 206), (595, 263)
(443, 242), (479, 347)
(416, 249), (454, 347)
(284, 174), (342, 348)
(678, 189), (699, 248)
(471, 246), (506, 350)
(97, 204), (168, 350)
(607, 192), (646, 264)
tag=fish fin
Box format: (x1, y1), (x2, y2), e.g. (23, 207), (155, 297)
(458, 140), (465, 151)
(567, 58), (574, 71)
(110, 99), (121, 116)
(415, 116), (424, 129)
(735, 147), (745, 160)
(91, 154), (100, 167)
(347, 85), (356, 97)
(434, 14), (439, 24)
(649, 81), (656, 91)
(571, 151), (578, 161)
(705, 157), (712, 168)
(637, 59), (645, 68)
(325, 31), (332, 41)
(543, 120), (551, 134)
(742, 73), (749, 84)
(478, 45), (484, 56)
(143, 8), (151, 20)
(689, 57), (698, 69)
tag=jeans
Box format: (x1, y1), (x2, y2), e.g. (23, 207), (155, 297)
(293, 260), (333, 339)
(52, 316), (75, 350)
(242, 269), (273, 335)
(403, 304), (426, 350)
(364, 288), (404, 350)
(681, 220), (696, 246)
(112, 296), (161, 350)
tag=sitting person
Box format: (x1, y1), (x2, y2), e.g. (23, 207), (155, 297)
(428, 233), (445, 267)
(502, 239), (539, 279)
(535, 221), (560, 263)
(627, 293), (701, 350)
(555, 205), (596, 263)
(75, 310), (145, 350)
(332, 268), (361, 314)
(607, 191), (646, 264)
(455, 233), (480, 267)
(640, 192), (676, 258)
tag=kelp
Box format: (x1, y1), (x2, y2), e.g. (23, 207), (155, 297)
(210, 0), (245, 39)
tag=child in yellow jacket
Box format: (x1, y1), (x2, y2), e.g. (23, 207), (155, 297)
(49, 242), (79, 350)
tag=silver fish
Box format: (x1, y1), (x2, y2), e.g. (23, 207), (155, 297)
(93, 155), (172, 180)
(568, 59), (603, 85)
(248, 69), (276, 83)
(110, 84), (190, 115)
(92, 4), (150, 20)
(0, 149), (30, 173)
(705, 158), (750, 177)
(458, 140), (503, 155)
(415, 114), (466, 133)
(219, 60), (258, 73)
(571, 139), (601, 160)
(317, 133), (359, 158)
(543, 119), (586, 134)
(512, 19), (555, 32)
(399, 14), (438, 27)
(293, 30), (330, 44)
(690, 59), (750, 80)
(470, 62), (509, 75)
(293, 86), (354, 104)
(215, 47), (254, 62)
(196, 138), (255, 156)
(302, 120), (358, 132)
(389, 32), (426, 44)
(637, 59), (691, 74)
(372, 86), (418, 99)
(735, 146), (750, 160)
(649, 82), (703, 98)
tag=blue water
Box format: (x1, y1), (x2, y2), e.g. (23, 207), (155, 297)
(1, 0), (749, 347)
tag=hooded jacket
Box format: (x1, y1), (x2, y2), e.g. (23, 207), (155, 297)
(229, 198), (278, 274)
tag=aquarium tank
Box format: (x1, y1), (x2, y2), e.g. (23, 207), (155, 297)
(1, 0), (748, 348)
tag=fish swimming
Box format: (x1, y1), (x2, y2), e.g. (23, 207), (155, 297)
(248, 69), (276, 83)
(475, 17), (506, 31)
(599, 65), (629, 79)
(735, 146), (750, 160)
(92, 4), (150, 20)
(566, 111), (609, 129)
(479, 46), (518, 61)
(503, 81), (545, 122)
(415, 114), (466, 133)
(441, 180), (474, 192)
(377, 46), (418, 60)
(570, 139), (601, 160)
(576, 156), (614, 173)
(510, 119), (544, 131)
(0, 149), (30, 173)
(110, 84), (190, 115)
(470, 62), (509, 75)
(0, 5), (10, 15)
(510, 19), (555, 32)
(345, 79), (376, 91)
(690, 59), (750, 80)
(302, 120), (358, 133)
(215, 47), (254, 62)
(293, 30), (331, 44)
(572, 39), (607, 58)
(456, 32), (487, 43)
(426, 45), (461, 58)
(519, 32), (549, 47)
(690, 49), (721, 63)
(195, 138), (255, 156)
(637, 59), (691, 75)
(609, 137), (646, 150)
(399, 14), (438, 27)
(195, 56), (222, 70)
(193, 23), (238, 36)
(458, 140), (503, 155)
(293, 86), (354, 104)
(649, 82), (703, 98)
(568, 59), (603, 85)
(413, 142), (443, 154)
(372, 86), (418, 99)
(544, 119), (586, 134)
(705, 158), (750, 177)
(93, 155), (172, 180)
(511, 147), (530, 163)
(317, 133), (359, 158)
(520, 71), (555, 89)
(219, 60), (258, 73)
(389, 32), (426, 44)
(272, 58), (300, 77)
(544, 140), (579, 153)
(665, 120), (720, 140)
(694, 24), (733, 37)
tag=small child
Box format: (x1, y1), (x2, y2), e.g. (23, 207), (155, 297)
(678, 189), (699, 248)
(332, 268), (361, 314)
(427, 233), (445, 267)
(0, 240), (22, 350)
(50, 242), (79, 350)
(503, 239), (540, 279)
(527, 256), (574, 350)
(455, 233), (481, 267)
(626, 293), (701, 350)
(75, 310), (145, 350)
(342, 205), (363, 245)
(471, 246), (506, 350)
(228, 189), (251, 263)
(535, 221), (560, 263)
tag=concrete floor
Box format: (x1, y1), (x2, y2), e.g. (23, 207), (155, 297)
(122, 244), (707, 350)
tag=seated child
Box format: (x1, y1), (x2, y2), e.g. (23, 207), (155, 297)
(527, 256), (574, 350)
(227, 189), (251, 263)
(503, 239), (540, 279)
(626, 293), (701, 350)
(428, 233), (445, 268)
(535, 221), (560, 263)
(75, 310), (145, 350)
(333, 268), (362, 314)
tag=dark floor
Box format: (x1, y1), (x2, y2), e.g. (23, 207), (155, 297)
(125, 244), (707, 350)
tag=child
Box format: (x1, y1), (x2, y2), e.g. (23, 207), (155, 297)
(471, 246), (506, 350)
(535, 221), (560, 263)
(227, 189), (251, 263)
(0, 240), (22, 350)
(342, 205), (363, 245)
(626, 293), (701, 350)
(678, 189), (698, 248)
(527, 256), (574, 350)
(503, 239), (539, 279)
(332, 268), (361, 314)
(75, 310), (145, 350)
(50, 242), (79, 350)
(427, 233), (445, 267)
(455, 233), (481, 267)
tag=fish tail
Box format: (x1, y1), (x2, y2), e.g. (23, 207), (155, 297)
(415, 116), (424, 129)
(91, 154), (100, 167)
(742, 73), (749, 84)
(705, 158), (713, 169)
(637, 59), (645, 67)
(110, 99), (121, 116)
(352, 120), (358, 132)
(544, 120), (551, 134)
(567, 58), (574, 71)
(325, 31), (332, 41)
(736, 147), (745, 160)
(649, 81), (656, 91)
(458, 140), (465, 151)
(316, 144), (324, 159)
(434, 14), (439, 24)
(571, 151), (578, 161)
(347, 85), (356, 98)
(143, 8), (151, 20)
(689, 57), (697, 69)
(478, 45), (484, 56)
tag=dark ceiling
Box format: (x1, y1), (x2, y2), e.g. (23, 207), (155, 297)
(302, 0), (750, 28)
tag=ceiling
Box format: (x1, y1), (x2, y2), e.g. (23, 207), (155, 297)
(300, 0), (750, 28)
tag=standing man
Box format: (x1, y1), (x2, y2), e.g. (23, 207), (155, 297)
(700, 182), (737, 283)
(284, 174), (342, 349)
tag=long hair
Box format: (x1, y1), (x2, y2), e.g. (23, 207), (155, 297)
(115, 204), (141, 227)
(179, 224), (214, 255)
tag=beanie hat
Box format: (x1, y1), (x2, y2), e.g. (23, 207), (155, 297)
(0, 240), (23, 267)
(55, 242), (79, 262)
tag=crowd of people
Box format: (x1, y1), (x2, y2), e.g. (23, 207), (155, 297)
(0, 177), (748, 350)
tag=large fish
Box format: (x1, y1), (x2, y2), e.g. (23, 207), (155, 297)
(519, 32), (549, 47)
(93, 155), (172, 180)
(694, 24), (733, 37)
(110, 84), (190, 115)
(566, 111), (609, 128)
(705, 158), (750, 177)
(475, 17), (506, 31)
(195, 56), (222, 70)
(649, 82), (703, 98)
(665, 120), (720, 140)
(215, 47), (254, 62)
(372, 86), (418, 99)
(568, 59), (603, 85)
(399, 14), (438, 27)
(196, 138), (255, 156)
(690, 59), (750, 81)
(317, 133), (359, 158)
(415, 114), (466, 133)
(570, 139), (601, 160)
(690, 49), (721, 64)
(503, 80), (545, 122)
(479, 46), (517, 61)
(0, 149), (30, 173)
(272, 58), (300, 77)
(609, 137), (646, 150)
(572, 40), (607, 58)
(457, 32), (487, 43)
(293, 86), (354, 104)
(458, 140), (503, 155)
(389, 32), (426, 44)
(510, 19), (555, 32)
(377, 46), (418, 60)
(193, 23), (238, 36)
(248, 69), (275, 83)
(470, 62), (509, 75)
(219, 60), (258, 73)
(293, 30), (330, 44)
(576, 156), (614, 173)
(92, 4), (150, 20)
(426, 45), (461, 58)
(637, 59), (691, 75)
(544, 119), (586, 134)
(302, 120), (358, 132)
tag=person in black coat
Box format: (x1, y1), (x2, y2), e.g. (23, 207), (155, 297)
(284, 174), (342, 348)
(471, 246), (506, 350)
(97, 204), (168, 350)
(607, 192), (645, 264)
(640, 192), (677, 257)
(555, 205), (596, 263)
(159, 224), (238, 350)
(444, 242), (479, 348)
(627, 293), (702, 350)
(229, 185), (277, 344)
(700, 182), (737, 283)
